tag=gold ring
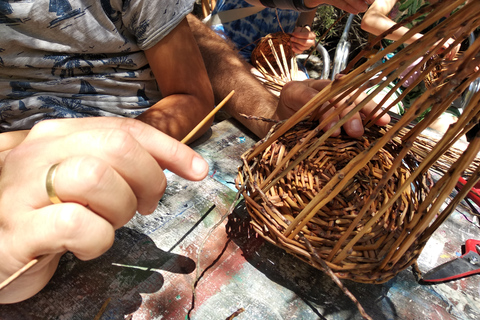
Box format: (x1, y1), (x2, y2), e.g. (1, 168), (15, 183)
(46, 163), (62, 204)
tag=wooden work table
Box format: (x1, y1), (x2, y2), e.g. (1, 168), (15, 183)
(1, 118), (479, 319)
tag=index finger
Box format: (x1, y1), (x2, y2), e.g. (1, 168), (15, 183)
(28, 117), (209, 181)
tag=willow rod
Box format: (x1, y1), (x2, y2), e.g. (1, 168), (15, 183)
(181, 90), (235, 144)
(0, 256), (45, 291)
(246, 0), (467, 162)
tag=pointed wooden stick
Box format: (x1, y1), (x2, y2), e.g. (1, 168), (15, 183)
(181, 90), (235, 144)
(0, 256), (46, 291)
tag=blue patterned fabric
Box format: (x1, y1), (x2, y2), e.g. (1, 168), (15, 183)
(0, 0), (194, 132)
(211, 0), (299, 61)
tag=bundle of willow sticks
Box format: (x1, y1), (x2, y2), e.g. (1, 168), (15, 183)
(251, 32), (300, 92)
(236, 0), (480, 284)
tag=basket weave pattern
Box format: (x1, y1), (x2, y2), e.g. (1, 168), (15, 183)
(236, 0), (480, 285)
(251, 32), (294, 74)
(239, 123), (428, 283)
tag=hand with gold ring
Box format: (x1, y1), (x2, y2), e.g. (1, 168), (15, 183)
(0, 117), (209, 304)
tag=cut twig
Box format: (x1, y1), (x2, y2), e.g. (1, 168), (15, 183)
(181, 90), (235, 144)
(0, 256), (44, 291)
(299, 233), (373, 320)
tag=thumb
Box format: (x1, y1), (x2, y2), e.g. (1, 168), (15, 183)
(279, 80), (328, 115)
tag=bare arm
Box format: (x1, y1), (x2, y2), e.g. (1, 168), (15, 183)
(361, 0), (423, 45)
(187, 14), (279, 138)
(136, 18), (214, 143)
(361, 0), (460, 58)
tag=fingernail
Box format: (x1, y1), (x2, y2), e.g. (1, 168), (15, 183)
(326, 121), (338, 131)
(148, 204), (158, 215)
(351, 119), (363, 133)
(192, 155), (208, 176)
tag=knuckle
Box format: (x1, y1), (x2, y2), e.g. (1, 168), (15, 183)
(30, 119), (62, 137)
(162, 138), (181, 163)
(72, 157), (111, 193)
(152, 174), (167, 200)
(102, 128), (139, 159)
(53, 204), (86, 240)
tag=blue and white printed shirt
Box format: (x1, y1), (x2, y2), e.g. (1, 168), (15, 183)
(211, 0), (299, 61)
(0, 0), (193, 132)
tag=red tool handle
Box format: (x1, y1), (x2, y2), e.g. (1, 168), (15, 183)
(465, 239), (480, 255)
(457, 177), (480, 207)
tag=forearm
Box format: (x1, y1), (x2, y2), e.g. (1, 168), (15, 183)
(142, 18), (214, 143)
(361, 12), (422, 45)
(187, 14), (279, 138)
(246, 0), (372, 14)
(245, 0), (316, 11)
(136, 94), (212, 142)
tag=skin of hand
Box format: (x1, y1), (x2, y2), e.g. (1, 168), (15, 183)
(245, 0), (375, 14)
(0, 117), (209, 304)
(290, 26), (316, 53)
(361, 0), (460, 59)
(290, 10), (317, 53)
(276, 80), (391, 138)
(135, 18), (214, 143)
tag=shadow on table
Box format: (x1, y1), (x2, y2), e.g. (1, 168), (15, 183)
(0, 227), (195, 319)
(226, 200), (403, 320)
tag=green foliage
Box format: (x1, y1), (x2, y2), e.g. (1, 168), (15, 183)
(313, 5), (341, 39)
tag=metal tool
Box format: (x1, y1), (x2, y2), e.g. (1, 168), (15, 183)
(422, 239), (480, 282)
(330, 13), (355, 80)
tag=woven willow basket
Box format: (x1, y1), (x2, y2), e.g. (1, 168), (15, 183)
(250, 32), (299, 92)
(236, 0), (480, 284)
(251, 32), (295, 73)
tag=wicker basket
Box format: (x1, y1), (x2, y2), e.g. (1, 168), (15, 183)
(251, 32), (295, 74)
(236, 0), (480, 284)
(250, 32), (298, 92)
(237, 122), (428, 283)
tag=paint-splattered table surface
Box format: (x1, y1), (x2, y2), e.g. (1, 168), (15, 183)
(1, 118), (479, 320)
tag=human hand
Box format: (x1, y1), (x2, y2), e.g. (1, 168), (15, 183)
(275, 79), (391, 138)
(0, 130), (29, 165)
(305, 0), (375, 14)
(290, 26), (316, 53)
(0, 117), (209, 304)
